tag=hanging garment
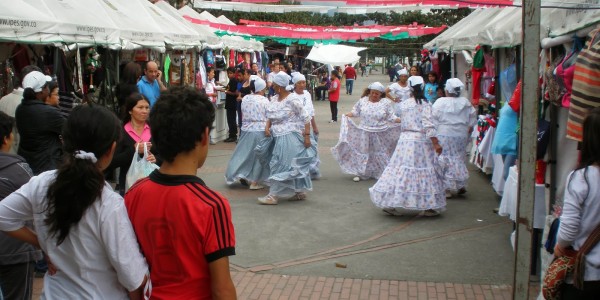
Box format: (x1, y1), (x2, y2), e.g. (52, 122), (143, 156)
(567, 29), (600, 141)
(543, 55), (565, 106)
(499, 64), (518, 103)
(203, 50), (214, 67)
(229, 49), (236, 67)
(555, 51), (577, 108)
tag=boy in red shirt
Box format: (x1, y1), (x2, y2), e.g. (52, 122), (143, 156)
(328, 70), (341, 123)
(125, 87), (237, 300)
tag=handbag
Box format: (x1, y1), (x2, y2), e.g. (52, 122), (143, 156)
(125, 143), (159, 191)
(542, 222), (600, 300)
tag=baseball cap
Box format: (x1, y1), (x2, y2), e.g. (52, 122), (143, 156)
(22, 71), (52, 93)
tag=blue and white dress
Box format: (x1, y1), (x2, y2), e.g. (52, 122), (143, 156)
(225, 94), (271, 185)
(331, 97), (401, 180)
(432, 96), (477, 191)
(370, 98), (446, 211)
(294, 90), (321, 179)
(257, 94), (318, 197)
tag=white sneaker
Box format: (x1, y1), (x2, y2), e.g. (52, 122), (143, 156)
(328, 120), (337, 123)
(353, 176), (360, 182)
(257, 195), (278, 205)
(445, 191), (453, 199)
(249, 183), (265, 190)
(210, 139), (217, 145)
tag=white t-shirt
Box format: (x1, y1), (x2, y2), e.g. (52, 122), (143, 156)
(205, 79), (216, 103)
(0, 171), (148, 299)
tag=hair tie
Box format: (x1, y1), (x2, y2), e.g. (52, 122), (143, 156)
(285, 84), (295, 92)
(74, 150), (98, 163)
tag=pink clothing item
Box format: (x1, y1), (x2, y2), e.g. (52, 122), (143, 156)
(124, 122), (151, 143)
(556, 52), (577, 108)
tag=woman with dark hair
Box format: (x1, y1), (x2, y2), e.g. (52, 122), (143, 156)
(370, 76), (446, 217)
(108, 93), (156, 195)
(0, 105), (149, 299)
(257, 72), (317, 205)
(432, 78), (477, 198)
(115, 62), (142, 113)
(225, 76), (270, 190)
(554, 107), (600, 299)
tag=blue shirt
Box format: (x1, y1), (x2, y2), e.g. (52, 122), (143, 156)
(137, 76), (160, 107)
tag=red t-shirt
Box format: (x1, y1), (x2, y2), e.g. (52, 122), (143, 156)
(343, 67), (357, 80)
(125, 171), (236, 300)
(329, 78), (341, 102)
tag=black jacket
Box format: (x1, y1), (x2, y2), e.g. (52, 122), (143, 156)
(15, 100), (66, 175)
(225, 78), (239, 110)
(0, 152), (41, 265)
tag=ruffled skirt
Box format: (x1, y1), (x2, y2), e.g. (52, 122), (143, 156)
(438, 135), (470, 191)
(225, 131), (270, 185)
(369, 131), (446, 210)
(256, 132), (318, 197)
(331, 115), (401, 180)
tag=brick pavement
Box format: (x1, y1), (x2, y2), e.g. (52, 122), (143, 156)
(34, 272), (541, 299)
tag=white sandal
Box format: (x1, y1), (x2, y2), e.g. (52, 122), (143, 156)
(257, 195), (278, 205)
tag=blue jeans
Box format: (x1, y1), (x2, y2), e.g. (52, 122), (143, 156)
(346, 79), (354, 95)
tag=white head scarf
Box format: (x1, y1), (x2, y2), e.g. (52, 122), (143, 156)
(291, 72), (306, 85)
(397, 69), (408, 77)
(250, 75), (267, 93)
(408, 76), (424, 89)
(445, 78), (465, 95)
(272, 71), (291, 88)
(368, 82), (385, 93)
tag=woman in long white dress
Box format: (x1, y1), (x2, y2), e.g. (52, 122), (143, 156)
(370, 76), (446, 217)
(331, 82), (401, 182)
(225, 75), (270, 189)
(291, 72), (321, 179)
(432, 78), (477, 198)
(256, 72), (318, 205)
(386, 69), (412, 115)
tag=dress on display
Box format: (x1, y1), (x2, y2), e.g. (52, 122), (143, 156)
(256, 94), (318, 197)
(225, 94), (270, 185)
(331, 97), (401, 180)
(432, 96), (477, 191)
(370, 98), (446, 211)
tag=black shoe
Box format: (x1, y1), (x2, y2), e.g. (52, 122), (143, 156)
(224, 137), (237, 143)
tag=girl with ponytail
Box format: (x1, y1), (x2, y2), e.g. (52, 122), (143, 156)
(370, 76), (447, 217)
(0, 105), (149, 299)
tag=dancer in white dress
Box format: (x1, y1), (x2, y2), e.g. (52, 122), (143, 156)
(331, 82), (401, 182)
(432, 78), (477, 198)
(256, 72), (318, 205)
(386, 69), (412, 116)
(225, 76), (270, 189)
(370, 76), (446, 217)
(291, 72), (321, 179)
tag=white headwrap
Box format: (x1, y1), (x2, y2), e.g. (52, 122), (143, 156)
(250, 75), (267, 92)
(368, 82), (385, 93)
(272, 71), (291, 88)
(73, 150), (98, 163)
(408, 76), (424, 88)
(445, 78), (465, 95)
(291, 72), (306, 85)
(397, 69), (408, 76)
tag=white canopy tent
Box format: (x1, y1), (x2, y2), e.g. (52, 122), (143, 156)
(424, 9), (487, 51)
(156, 2), (222, 47)
(194, 0), (333, 14)
(306, 44), (366, 67)
(141, 0), (201, 49)
(15, 0), (120, 46)
(0, 1), (64, 44)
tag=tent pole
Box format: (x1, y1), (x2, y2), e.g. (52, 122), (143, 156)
(513, 0), (540, 299)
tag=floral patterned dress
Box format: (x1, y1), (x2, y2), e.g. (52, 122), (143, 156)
(331, 97), (401, 180)
(369, 98), (446, 211)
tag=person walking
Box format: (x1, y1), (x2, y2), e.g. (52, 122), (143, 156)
(432, 78), (477, 198)
(370, 76), (446, 217)
(225, 76), (270, 190)
(0, 105), (149, 299)
(256, 72), (317, 205)
(332, 82), (401, 182)
(554, 107), (600, 299)
(343, 64), (357, 95)
(328, 70), (341, 123)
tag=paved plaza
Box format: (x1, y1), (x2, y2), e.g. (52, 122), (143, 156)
(34, 73), (540, 299)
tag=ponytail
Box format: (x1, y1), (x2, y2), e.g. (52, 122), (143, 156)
(23, 88), (37, 101)
(45, 105), (121, 245)
(412, 84), (426, 105)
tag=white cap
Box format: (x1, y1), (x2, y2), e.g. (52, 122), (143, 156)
(22, 71), (52, 92)
(397, 69), (408, 76)
(291, 72), (306, 84)
(445, 78), (465, 94)
(368, 82), (385, 93)
(250, 75), (267, 92)
(272, 71), (291, 87)
(408, 76), (424, 87)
